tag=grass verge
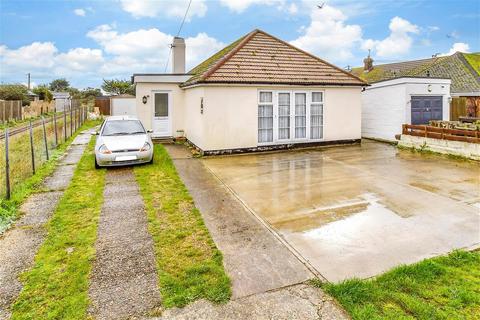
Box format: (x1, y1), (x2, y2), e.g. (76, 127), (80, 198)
(134, 144), (231, 308)
(318, 250), (480, 320)
(0, 119), (102, 233)
(10, 138), (106, 320)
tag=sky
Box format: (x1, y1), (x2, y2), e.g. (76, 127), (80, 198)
(1, 0), (479, 89)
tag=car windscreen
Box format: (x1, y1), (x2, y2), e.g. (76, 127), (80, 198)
(101, 120), (145, 136)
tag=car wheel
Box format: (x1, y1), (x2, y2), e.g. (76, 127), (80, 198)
(95, 158), (100, 169)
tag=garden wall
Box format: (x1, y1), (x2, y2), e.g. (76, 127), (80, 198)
(399, 135), (480, 160)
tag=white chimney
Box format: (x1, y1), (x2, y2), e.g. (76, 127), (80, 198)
(172, 37), (186, 74)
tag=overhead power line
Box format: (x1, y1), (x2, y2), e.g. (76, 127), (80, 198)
(164, 0), (192, 73)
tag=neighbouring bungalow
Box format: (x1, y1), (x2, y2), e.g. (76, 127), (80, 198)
(26, 90), (39, 102)
(52, 91), (71, 112)
(351, 52), (480, 142)
(132, 29), (366, 155)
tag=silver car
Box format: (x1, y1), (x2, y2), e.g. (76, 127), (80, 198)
(94, 116), (154, 168)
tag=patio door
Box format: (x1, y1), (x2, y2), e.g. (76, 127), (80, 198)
(152, 92), (171, 137)
(258, 90), (323, 144)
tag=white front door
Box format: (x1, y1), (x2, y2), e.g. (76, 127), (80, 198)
(152, 92), (172, 137)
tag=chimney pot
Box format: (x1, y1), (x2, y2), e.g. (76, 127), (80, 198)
(172, 37), (186, 74)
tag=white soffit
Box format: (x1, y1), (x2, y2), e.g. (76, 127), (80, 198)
(133, 74), (191, 83)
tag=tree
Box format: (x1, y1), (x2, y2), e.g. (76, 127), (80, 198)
(49, 78), (70, 92)
(0, 84), (29, 105)
(66, 87), (80, 98)
(79, 87), (102, 99)
(32, 85), (53, 102)
(101, 79), (135, 96)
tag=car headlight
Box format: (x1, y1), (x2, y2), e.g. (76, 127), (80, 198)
(140, 142), (151, 152)
(98, 144), (111, 154)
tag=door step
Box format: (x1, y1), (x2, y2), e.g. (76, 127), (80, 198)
(151, 136), (175, 144)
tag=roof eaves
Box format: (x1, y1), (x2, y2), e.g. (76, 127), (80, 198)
(180, 80), (367, 88)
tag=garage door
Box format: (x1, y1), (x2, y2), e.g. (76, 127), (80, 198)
(411, 96), (443, 125)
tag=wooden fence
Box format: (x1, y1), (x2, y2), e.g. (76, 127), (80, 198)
(22, 101), (55, 119)
(95, 97), (111, 115)
(0, 100), (22, 122)
(451, 97), (480, 121)
(402, 124), (480, 144)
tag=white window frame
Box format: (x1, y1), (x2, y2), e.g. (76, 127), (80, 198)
(257, 89), (325, 145)
(293, 91), (309, 141)
(275, 91), (292, 141)
(310, 91), (324, 140)
(258, 91), (274, 143)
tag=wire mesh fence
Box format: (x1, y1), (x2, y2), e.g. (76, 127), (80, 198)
(0, 106), (89, 199)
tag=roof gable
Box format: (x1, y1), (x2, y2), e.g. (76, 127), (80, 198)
(182, 29), (366, 87)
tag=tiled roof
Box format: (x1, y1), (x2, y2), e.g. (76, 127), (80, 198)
(181, 29), (366, 87)
(351, 52), (480, 94)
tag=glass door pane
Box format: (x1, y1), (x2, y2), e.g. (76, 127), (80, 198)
(295, 93), (306, 138)
(154, 93), (168, 117)
(278, 93), (290, 140)
(258, 104), (273, 143)
(310, 104), (323, 139)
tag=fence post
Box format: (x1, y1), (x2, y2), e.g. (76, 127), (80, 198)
(29, 120), (35, 174)
(63, 109), (67, 141)
(5, 127), (10, 200)
(2, 101), (5, 123)
(17, 101), (22, 120)
(70, 106), (73, 137)
(53, 112), (58, 146)
(42, 116), (49, 161)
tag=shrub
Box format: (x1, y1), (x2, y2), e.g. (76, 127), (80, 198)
(0, 84), (29, 105)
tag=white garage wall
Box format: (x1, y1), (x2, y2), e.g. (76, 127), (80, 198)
(362, 77), (451, 142)
(362, 84), (407, 141)
(111, 98), (137, 116)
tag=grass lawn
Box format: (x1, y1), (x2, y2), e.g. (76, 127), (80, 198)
(0, 119), (102, 233)
(10, 138), (106, 320)
(134, 144), (231, 308)
(319, 250), (480, 320)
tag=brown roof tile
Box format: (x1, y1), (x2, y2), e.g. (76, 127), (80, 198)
(181, 29), (366, 87)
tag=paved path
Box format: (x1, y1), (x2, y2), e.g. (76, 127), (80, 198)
(157, 283), (347, 320)
(163, 145), (348, 319)
(0, 129), (94, 320)
(88, 168), (161, 320)
(166, 145), (313, 299)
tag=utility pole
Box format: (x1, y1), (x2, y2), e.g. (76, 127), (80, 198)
(27, 73), (31, 89)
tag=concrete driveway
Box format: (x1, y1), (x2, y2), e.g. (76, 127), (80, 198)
(203, 140), (480, 282)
